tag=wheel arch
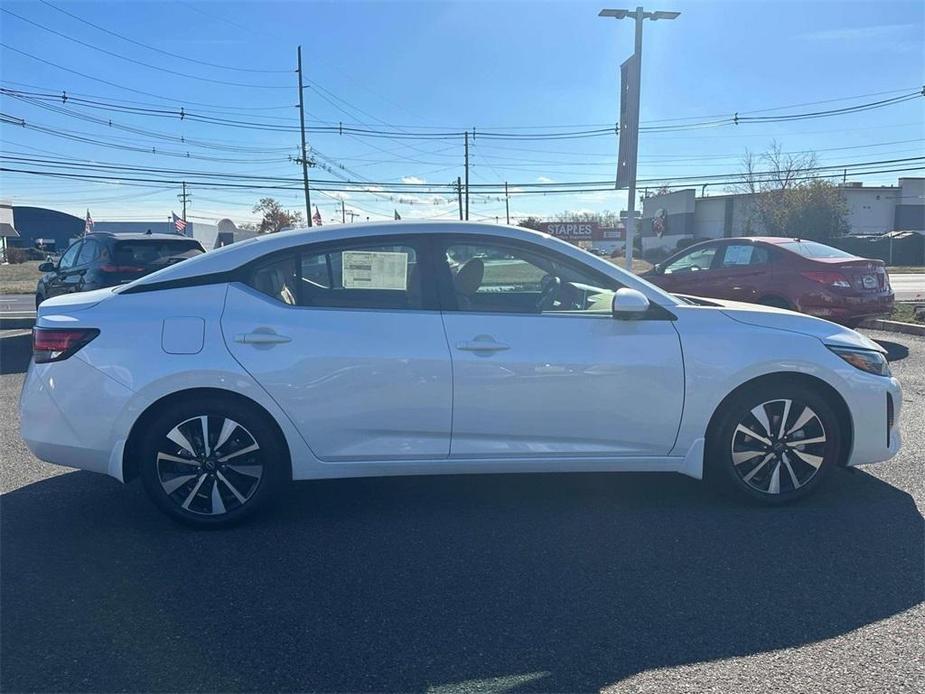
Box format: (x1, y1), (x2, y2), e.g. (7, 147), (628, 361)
(121, 387), (293, 483)
(705, 371), (853, 466)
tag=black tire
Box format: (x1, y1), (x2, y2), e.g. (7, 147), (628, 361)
(139, 396), (286, 528)
(707, 381), (842, 504)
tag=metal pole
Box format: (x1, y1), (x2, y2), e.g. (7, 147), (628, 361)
(457, 176), (463, 220)
(505, 181), (510, 224)
(341, 200), (346, 223)
(622, 6), (644, 271)
(297, 46), (313, 227)
(464, 131), (470, 221)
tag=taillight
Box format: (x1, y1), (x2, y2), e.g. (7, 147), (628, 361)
(801, 271), (851, 288)
(99, 264), (144, 273)
(32, 328), (99, 364)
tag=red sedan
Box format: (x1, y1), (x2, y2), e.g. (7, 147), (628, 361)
(642, 237), (894, 327)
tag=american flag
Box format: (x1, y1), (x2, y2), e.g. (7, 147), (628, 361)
(172, 212), (188, 234)
(84, 209), (94, 235)
(312, 205), (322, 226)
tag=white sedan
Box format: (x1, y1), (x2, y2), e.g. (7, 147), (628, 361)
(20, 222), (902, 527)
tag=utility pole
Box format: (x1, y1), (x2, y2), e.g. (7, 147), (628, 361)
(341, 199), (346, 223)
(346, 210), (359, 223)
(504, 181), (510, 225)
(296, 46), (313, 226)
(457, 176), (463, 220)
(600, 7), (679, 269)
(177, 181), (190, 222)
(464, 131), (470, 221)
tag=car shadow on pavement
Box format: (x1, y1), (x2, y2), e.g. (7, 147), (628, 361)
(0, 333), (31, 375)
(1, 468), (922, 693)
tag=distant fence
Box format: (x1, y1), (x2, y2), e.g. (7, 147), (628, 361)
(829, 232), (924, 266)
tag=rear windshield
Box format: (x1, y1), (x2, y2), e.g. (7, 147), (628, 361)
(778, 241), (856, 259)
(113, 240), (204, 265)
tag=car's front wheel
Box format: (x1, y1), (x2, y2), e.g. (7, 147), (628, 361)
(139, 397), (285, 527)
(709, 382), (842, 503)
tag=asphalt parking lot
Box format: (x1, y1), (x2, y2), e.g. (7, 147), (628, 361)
(1, 330), (922, 693)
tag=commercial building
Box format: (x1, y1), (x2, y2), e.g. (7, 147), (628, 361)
(636, 177), (925, 254)
(5, 205), (257, 254)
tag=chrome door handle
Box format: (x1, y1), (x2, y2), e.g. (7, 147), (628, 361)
(235, 332), (291, 345)
(456, 339), (510, 353)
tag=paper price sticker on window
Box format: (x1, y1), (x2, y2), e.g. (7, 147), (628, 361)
(342, 251), (409, 290)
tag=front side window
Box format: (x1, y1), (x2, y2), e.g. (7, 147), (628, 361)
(441, 240), (621, 314)
(250, 241), (423, 310)
(662, 245), (718, 275)
(719, 244), (770, 268)
(58, 242), (82, 270)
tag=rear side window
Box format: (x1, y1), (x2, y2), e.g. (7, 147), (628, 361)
(719, 244), (770, 267)
(114, 240), (204, 267)
(250, 242), (423, 310)
(76, 239), (100, 266)
(779, 241), (855, 259)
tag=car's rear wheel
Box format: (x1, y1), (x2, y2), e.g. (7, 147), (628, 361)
(139, 397), (285, 527)
(709, 382), (842, 503)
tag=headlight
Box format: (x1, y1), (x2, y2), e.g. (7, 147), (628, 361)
(828, 346), (891, 377)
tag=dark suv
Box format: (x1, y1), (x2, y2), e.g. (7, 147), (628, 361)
(36, 232), (205, 308)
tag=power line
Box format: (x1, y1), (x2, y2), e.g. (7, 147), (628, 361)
(37, 0), (291, 74)
(1, 8), (291, 89)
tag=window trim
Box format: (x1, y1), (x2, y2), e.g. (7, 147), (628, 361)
(430, 233), (675, 320)
(245, 234), (440, 312)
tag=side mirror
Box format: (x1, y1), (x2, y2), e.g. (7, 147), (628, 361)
(38, 262), (56, 273)
(611, 288), (651, 320)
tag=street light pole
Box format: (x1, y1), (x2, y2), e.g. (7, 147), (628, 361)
(600, 7), (679, 270)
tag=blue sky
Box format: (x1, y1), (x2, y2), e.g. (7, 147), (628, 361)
(1, 0), (923, 225)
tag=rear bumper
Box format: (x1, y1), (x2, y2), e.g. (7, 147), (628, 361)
(20, 355), (133, 477)
(800, 291), (894, 323)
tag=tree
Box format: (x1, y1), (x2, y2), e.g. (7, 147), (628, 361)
(738, 141), (848, 241)
(516, 216), (544, 231)
(252, 198), (304, 234)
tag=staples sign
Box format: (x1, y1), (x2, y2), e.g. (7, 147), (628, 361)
(538, 222), (600, 240)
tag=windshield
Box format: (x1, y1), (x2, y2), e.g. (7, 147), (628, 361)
(778, 241), (857, 259)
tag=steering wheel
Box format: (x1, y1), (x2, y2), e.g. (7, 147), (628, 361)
(536, 274), (561, 311)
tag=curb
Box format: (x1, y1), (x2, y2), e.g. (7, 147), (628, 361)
(860, 318), (925, 337)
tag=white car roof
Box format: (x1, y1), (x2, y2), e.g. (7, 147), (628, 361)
(124, 220), (679, 305)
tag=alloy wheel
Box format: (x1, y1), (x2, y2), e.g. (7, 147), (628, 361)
(730, 399), (827, 495)
(155, 415), (264, 516)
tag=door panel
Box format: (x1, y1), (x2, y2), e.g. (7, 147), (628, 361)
(222, 284), (453, 461)
(442, 313), (685, 457)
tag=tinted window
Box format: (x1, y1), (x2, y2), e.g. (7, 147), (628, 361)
(114, 239), (203, 267)
(250, 242), (423, 310)
(779, 241), (856, 259)
(663, 245), (718, 274)
(719, 244), (770, 268)
(76, 239), (99, 266)
(58, 242), (82, 270)
(442, 240), (621, 314)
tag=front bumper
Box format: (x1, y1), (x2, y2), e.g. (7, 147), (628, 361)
(844, 375), (902, 467)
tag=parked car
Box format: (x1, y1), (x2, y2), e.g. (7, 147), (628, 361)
(641, 237), (894, 327)
(21, 222), (901, 526)
(35, 232), (205, 308)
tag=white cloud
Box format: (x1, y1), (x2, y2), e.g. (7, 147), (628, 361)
(401, 175), (426, 185)
(536, 176), (554, 184)
(798, 23), (915, 41)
